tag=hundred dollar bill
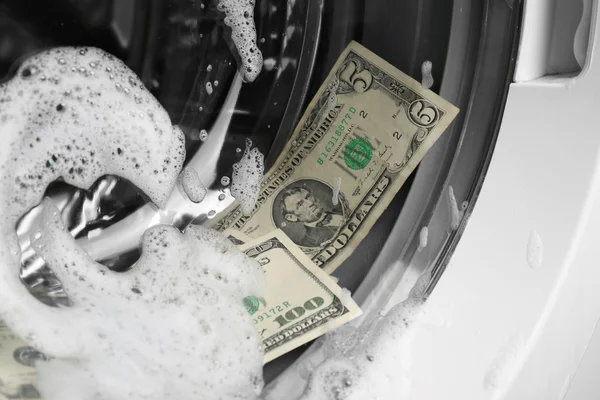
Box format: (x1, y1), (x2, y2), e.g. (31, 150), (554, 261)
(213, 41), (459, 273)
(0, 321), (44, 400)
(240, 230), (361, 363)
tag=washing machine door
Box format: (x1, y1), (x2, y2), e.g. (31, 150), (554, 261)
(0, 0), (523, 395)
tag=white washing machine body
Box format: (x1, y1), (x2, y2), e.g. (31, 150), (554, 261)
(379, 1), (600, 399)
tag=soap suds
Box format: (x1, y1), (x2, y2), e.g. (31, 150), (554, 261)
(216, 0), (263, 82)
(421, 60), (434, 90)
(299, 299), (424, 400)
(180, 166), (206, 204)
(231, 139), (264, 215)
(0, 47), (187, 361)
(30, 199), (266, 400)
(0, 47), (185, 224)
(0, 47), (267, 400)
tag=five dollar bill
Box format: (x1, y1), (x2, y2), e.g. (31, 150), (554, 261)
(214, 41), (459, 274)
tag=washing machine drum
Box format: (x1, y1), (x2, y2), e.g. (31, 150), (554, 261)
(1, 0), (507, 385)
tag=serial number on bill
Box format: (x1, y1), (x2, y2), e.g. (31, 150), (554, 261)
(253, 301), (292, 324)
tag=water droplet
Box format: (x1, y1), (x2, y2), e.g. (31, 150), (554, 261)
(199, 129), (208, 141)
(421, 60), (434, 89)
(526, 230), (543, 270)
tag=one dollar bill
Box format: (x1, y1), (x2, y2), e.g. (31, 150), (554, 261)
(240, 230), (361, 363)
(214, 41), (459, 273)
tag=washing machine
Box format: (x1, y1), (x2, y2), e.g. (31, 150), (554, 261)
(1, 0), (599, 398)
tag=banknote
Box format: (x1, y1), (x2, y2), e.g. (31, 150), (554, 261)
(0, 321), (44, 400)
(224, 228), (252, 245)
(213, 41), (459, 273)
(240, 230), (361, 363)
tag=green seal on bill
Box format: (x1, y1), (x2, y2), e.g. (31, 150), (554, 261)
(243, 296), (261, 316)
(344, 137), (373, 170)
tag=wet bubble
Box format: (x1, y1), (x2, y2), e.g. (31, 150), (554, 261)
(199, 129), (208, 141)
(220, 176), (230, 186)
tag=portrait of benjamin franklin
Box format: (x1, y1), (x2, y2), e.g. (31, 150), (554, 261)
(272, 179), (348, 248)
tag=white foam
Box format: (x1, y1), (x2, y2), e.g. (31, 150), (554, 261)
(231, 139), (264, 215)
(0, 47), (186, 358)
(29, 199), (266, 400)
(421, 60), (434, 90)
(216, 0), (264, 82)
(332, 177), (342, 206)
(0, 47), (185, 224)
(181, 166), (207, 203)
(299, 299), (424, 400)
(0, 47), (266, 400)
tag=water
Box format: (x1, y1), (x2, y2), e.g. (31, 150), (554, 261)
(448, 186), (467, 231)
(526, 230), (543, 270)
(418, 226), (428, 252)
(421, 60), (434, 90)
(181, 167), (207, 204)
(483, 336), (524, 394)
(332, 177), (342, 206)
(231, 139), (265, 215)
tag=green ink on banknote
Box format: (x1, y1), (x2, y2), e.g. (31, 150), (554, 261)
(243, 296), (261, 315)
(344, 137), (372, 170)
